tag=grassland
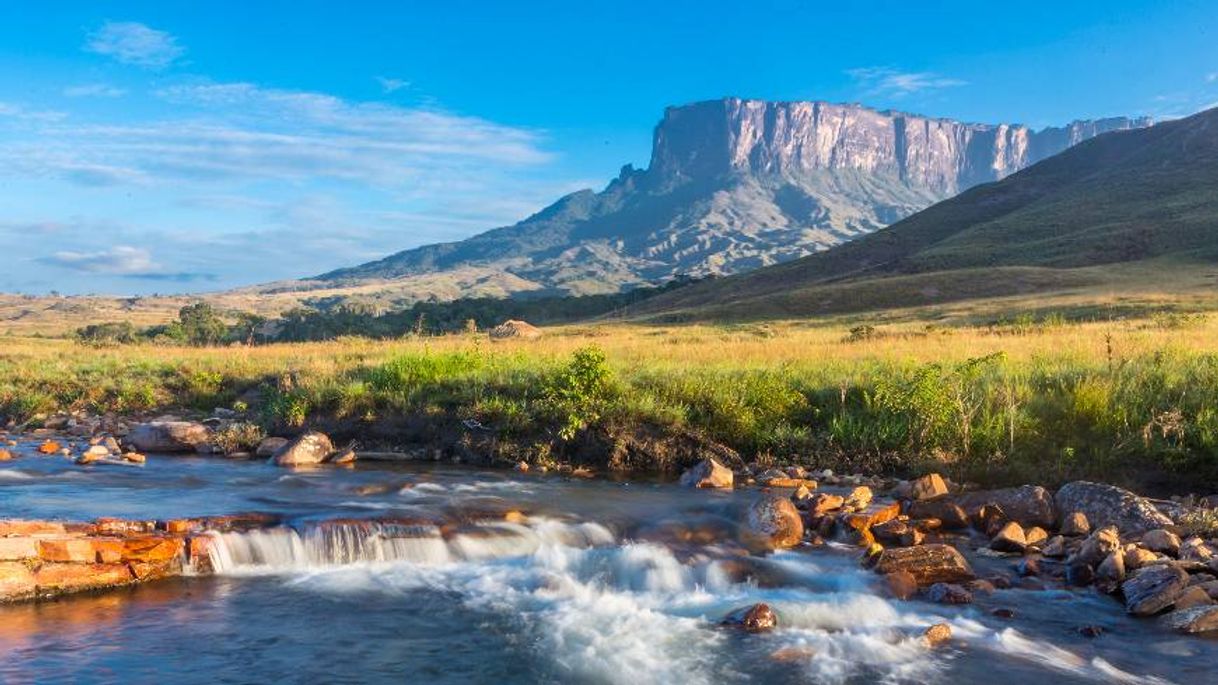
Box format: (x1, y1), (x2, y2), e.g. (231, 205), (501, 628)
(4, 308), (1218, 492)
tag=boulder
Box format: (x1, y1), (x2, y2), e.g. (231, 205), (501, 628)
(873, 544), (975, 586)
(907, 500), (969, 529)
(1124, 546), (1159, 570)
(990, 522), (1027, 553)
(872, 519), (924, 547)
(0, 448), (12, 461)
(926, 582), (973, 604)
(1024, 526), (1049, 547)
(1180, 537), (1214, 562)
(256, 437), (289, 457)
(488, 319), (542, 340)
(1142, 529), (1181, 557)
(1095, 552), (1126, 593)
(720, 603), (777, 632)
(1123, 564), (1189, 616)
(806, 493), (845, 516)
(1173, 586), (1215, 610)
(922, 623), (952, 648)
(1041, 535), (1068, 558)
(1071, 526), (1121, 567)
(37, 440), (61, 454)
(270, 431), (335, 467)
(679, 458), (734, 489)
(909, 473), (948, 501)
(844, 486), (873, 510)
(884, 570), (918, 600)
(1160, 605), (1218, 633)
(326, 447), (357, 465)
(1060, 511), (1090, 536)
(746, 496), (805, 550)
(125, 421), (210, 453)
(957, 485), (1056, 529)
(1054, 481), (1172, 535)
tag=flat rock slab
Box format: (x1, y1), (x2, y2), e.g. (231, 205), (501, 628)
(1161, 605), (1218, 633)
(873, 544), (975, 586)
(1124, 564), (1189, 615)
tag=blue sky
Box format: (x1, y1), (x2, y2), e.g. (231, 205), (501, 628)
(1, 1), (1216, 294)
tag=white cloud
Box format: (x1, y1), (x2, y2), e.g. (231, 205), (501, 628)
(376, 76), (410, 93)
(0, 81), (551, 188)
(45, 245), (159, 274)
(85, 21), (184, 69)
(1207, 72), (1218, 83)
(0, 102), (66, 122)
(847, 67), (967, 97)
(64, 84), (127, 98)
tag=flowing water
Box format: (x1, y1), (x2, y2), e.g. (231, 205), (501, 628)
(1, 452), (1216, 684)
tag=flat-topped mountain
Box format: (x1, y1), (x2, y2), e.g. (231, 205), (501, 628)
(626, 105), (1218, 320)
(312, 98), (1151, 297)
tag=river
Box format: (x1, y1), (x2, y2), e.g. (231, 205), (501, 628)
(1, 454), (1214, 684)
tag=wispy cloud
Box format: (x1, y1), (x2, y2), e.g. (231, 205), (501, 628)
(847, 67), (967, 97)
(85, 21), (184, 69)
(43, 245), (160, 274)
(63, 83), (127, 98)
(0, 102), (66, 122)
(1207, 72), (1218, 83)
(376, 76), (410, 93)
(0, 81), (550, 188)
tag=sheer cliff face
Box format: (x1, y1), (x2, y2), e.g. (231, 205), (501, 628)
(648, 99), (1151, 195)
(315, 98), (1152, 298)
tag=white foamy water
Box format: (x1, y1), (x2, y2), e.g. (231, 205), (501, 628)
(200, 517), (1178, 685)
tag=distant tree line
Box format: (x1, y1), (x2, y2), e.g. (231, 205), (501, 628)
(75, 277), (705, 346)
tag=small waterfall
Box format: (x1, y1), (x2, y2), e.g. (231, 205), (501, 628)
(207, 518), (614, 573)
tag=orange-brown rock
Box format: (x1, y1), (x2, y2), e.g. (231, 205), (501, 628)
(873, 544), (976, 586)
(0, 520), (67, 537)
(746, 495), (805, 550)
(95, 518), (157, 535)
(910, 473), (949, 501)
(0, 561), (36, 600)
(885, 570), (919, 600)
(161, 519), (200, 534)
(805, 493), (845, 515)
(0, 448), (12, 461)
(37, 440), (61, 454)
(128, 558), (181, 582)
(121, 535), (185, 563)
(33, 562), (134, 594)
(0, 537), (38, 561)
(37, 537), (107, 563)
(923, 622), (953, 647)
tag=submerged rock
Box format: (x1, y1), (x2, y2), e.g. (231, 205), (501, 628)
(125, 421), (211, 453)
(926, 582), (973, 604)
(1055, 481), (1173, 534)
(720, 603), (777, 632)
(679, 458), (734, 489)
(270, 431), (335, 467)
(923, 623), (952, 648)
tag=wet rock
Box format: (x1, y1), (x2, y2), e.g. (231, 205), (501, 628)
(121, 535), (185, 563)
(125, 421), (211, 453)
(1060, 511), (1091, 536)
(1066, 562), (1095, 587)
(1198, 580), (1218, 600)
(910, 473), (948, 501)
(0, 520), (67, 536)
(326, 447), (357, 465)
(844, 486), (873, 510)
(1055, 481), (1173, 535)
(908, 500), (969, 530)
(33, 562), (134, 595)
(990, 522), (1027, 553)
(769, 646), (816, 663)
(806, 493), (844, 516)
(1123, 564), (1190, 616)
(1173, 586), (1215, 610)
(991, 608), (1016, 619)
(0, 448), (12, 461)
(922, 623), (952, 648)
(884, 570), (918, 600)
(873, 544), (975, 585)
(271, 431), (335, 467)
(0, 561), (36, 600)
(1160, 605), (1218, 633)
(1017, 557), (1041, 577)
(1142, 529), (1181, 557)
(679, 458), (734, 489)
(1041, 535), (1068, 558)
(1024, 526), (1049, 547)
(872, 519), (924, 547)
(720, 603), (777, 632)
(1077, 625), (1104, 638)
(746, 495), (805, 550)
(1180, 537), (1214, 562)
(958, 485), (1056, 529)
(1124, 546), (1159, 571)
(123, 452), (146, 464)
(791, 483), (815, 507)
(1095, 552), (1126, 593)
(1071, 526), (1121, 567)
(926, 582), (973, 604)
(256, 437), (289, 457)
(37, 440), (61, 454)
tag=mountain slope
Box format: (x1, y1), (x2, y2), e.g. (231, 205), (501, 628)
(627, 105), (1218, 319)
(311, 98), (1150, 297)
